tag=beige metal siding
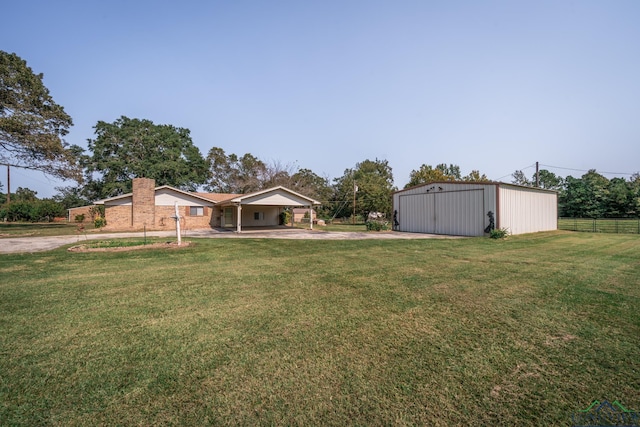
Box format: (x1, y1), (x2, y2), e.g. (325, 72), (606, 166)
(435, 190), (485, 236)
(398, 193), (436, 233)
(498, 186), (557, 234)
(396, 188), (488, 236)
(393, 183), (497, 236)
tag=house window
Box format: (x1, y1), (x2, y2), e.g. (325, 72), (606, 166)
(190, 206), (204, 216)
(254, 212), (263, 220)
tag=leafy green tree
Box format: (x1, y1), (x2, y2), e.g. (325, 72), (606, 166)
(205, 147), (267, 194)
(13, 187), (38, 201)
(82, 116), (208, 199)
(290, 168), (333, 216)
(535, 169), (563, 190)
(0, 180), (5, 204)
(34, 199), (65, 221)
(334, 159), (395, 219)
(206, 147), (237, 193)
(0, 51), (80, 180)
(512, 169), (562, 190)
(406, 163), (488, 188)
(560, 170), (610, 218)
(581, 170), (609, 218)
(261, 160), (296, 189)
(463, 170), (490, 182)
(628, 173), (640, 216)
(606, 177), (632, 217)
(53, 186), (90, 209)
(560, 176), (588, 217)
(405, 163), (466, 188)
(511, 170), (531, 186)
(436, 163), (462, 180)
(291, 168), (332, 201)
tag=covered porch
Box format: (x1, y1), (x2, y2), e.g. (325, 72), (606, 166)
(218, 186), (321, 233)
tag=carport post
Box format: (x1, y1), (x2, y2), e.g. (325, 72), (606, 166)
(236, 204), (242, 233)
(309, 205), (313, 230)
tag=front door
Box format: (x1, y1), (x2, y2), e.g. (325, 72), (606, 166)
(224, 207), (234, 227)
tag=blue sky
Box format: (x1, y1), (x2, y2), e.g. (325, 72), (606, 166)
(2, 0), (639, 198)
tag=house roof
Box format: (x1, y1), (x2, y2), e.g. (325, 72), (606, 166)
(94, 185), (321, 206)
(194, 193), (239, 203)
(95, 185), (218, 205)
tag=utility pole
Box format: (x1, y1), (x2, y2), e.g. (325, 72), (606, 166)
(6, 164), (10, 203)
(353, 180), (357, 225)
(535, 161), (539, 188)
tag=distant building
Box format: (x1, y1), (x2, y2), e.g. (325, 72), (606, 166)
(292, 208), (317, 223)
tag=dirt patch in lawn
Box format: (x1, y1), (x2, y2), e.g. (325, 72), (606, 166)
(68, 241), (192, 253)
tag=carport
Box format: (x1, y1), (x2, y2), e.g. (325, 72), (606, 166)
(217, 186), (321, 232)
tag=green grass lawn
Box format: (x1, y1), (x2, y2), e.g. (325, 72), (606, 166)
(1, 232), (639, 425)
(0, 222), (93, 237)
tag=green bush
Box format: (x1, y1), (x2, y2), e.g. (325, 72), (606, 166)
(489, 227), (510, 239)
(35, 199), (65, 221)
(366, 220), (390, 231)
(94, 216), (107, 228)
(75, 214), (85, 223)
(2, 201), (37, 222)
(279, 211), (291, 225)
(89, 205), (104, 220)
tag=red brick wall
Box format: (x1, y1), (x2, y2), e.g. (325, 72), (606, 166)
(68, 205), (95, 223)
(105, 205), (132, 229)
(105, 201), (217, 231)
(171, 206), (216, 229)
(102, 178), (218, 231)
(132, 178), (155, 228)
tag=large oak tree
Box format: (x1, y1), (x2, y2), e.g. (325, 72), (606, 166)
(0, 51), (80, 180)
(82, 116), (208, 199)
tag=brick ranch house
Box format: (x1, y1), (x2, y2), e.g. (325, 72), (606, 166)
(74, 178), (321, 232)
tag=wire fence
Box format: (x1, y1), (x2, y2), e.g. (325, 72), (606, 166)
(558, 218), (640, 234)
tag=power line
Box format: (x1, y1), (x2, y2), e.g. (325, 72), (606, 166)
(496, 162), (637, 182)
(495, 163), (536, 181)
(539, 164), (636, 177)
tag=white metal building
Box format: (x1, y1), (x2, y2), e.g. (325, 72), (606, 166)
(392, 182), (557, 236)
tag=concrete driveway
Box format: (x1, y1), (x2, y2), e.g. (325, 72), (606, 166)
(0, 228), (454, 254)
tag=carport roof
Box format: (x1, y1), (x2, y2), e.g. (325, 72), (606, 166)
(220, 186), (321, 206)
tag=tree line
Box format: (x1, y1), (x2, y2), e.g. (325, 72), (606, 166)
(513, 168), (640, 218)
(2, 50), (639, 223)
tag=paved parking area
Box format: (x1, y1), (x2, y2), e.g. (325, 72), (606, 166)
(0, 228), (455, 254)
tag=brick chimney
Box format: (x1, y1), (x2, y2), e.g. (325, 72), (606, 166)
(132, 178), (155, 228)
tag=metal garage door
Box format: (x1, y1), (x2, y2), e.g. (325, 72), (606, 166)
(399, 189), (485, 236)
(399, 193), (436, 233)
